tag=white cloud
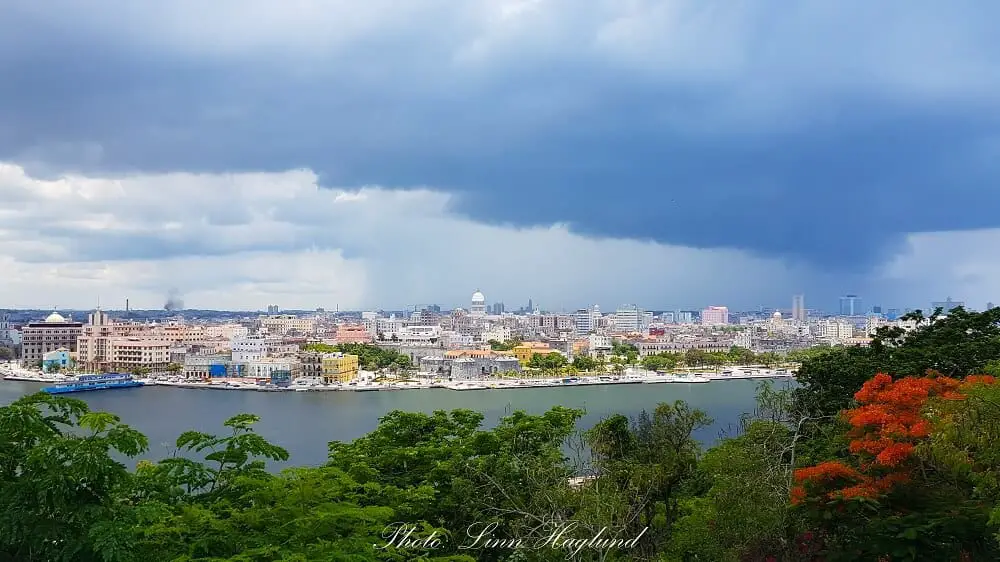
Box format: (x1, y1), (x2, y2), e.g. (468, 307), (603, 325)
(876, 229), (1000, 310)
(0, 161), (838, 311)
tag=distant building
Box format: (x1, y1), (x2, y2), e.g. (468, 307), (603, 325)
(791, 295), (807, 322)
(20, 312), (83, 366)
(931, 297), (964, 313)
(266, 305), (279, 314)
(614, 305), (645, 333)
(574, 305), (601, 335)
(701, 306), (730, 326)
(988, 302), (996, 311)
(334, 324), (372, 344)
(839, 295), (862, 316)
(470, 289), (487, 317)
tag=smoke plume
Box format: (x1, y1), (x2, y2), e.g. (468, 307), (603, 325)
(164, 288), (185, 311)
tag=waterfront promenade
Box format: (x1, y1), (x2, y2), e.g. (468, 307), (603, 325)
(2, 360), (793, 393)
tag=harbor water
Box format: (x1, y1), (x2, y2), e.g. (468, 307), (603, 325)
(0, 378), (791, 468)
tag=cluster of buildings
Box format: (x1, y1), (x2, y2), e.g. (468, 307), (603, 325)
(2, 291), (987, 383)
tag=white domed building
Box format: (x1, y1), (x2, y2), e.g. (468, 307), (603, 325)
(20, 310), (84, 367)
(470, 289), (487, 317)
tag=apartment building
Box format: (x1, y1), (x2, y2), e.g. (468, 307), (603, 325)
(321, 352), (360, 383)
(259, 314), (315, 336)
(701, 306), (730, 326)
(20, 312), (83, 366)
(106, 337), (172, 372)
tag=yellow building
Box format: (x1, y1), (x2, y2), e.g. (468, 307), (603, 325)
(511, 342), (554, 365)
(321, 352), (359, 383)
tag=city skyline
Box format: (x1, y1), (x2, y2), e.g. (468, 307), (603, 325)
(2, 3), (1000, 309)
(1, 290), (987, 317)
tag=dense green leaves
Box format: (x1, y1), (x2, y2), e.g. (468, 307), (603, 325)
(303, 343), (412, 371)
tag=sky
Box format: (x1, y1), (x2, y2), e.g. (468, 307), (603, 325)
(1, 1), (999, 313)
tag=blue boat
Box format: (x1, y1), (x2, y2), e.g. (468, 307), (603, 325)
(42, 373), (145, 394)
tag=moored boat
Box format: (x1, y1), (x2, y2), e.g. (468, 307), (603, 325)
(42, 373), (144, 394)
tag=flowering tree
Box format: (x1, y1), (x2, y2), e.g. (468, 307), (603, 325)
(790, 372), (997, 560)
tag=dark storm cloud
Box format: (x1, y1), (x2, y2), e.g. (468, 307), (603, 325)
(3, 1), (1000, 273)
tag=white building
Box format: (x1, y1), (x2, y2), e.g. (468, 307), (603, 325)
(204, 324), (250, 340)
(482, 325), (512, 343)
(396, 325), (441, 344)
(375, 315), (405, 339)
(588, 334), (612, 355)
(245, 357), (295, 379)
(470, 289), (487, 317)
(259, 314), (315, 336)
(614, 305), (645, 333)
(232, 334), (268, 362)
(574, 305), (601, 335)
(734, 330), (755, 349)
(818, 320), (855, 340)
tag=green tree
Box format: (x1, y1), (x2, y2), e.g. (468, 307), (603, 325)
(571, 354), (598, 372)
(684, 348), (708, 368)
(528, 352), (569, 371)
(642, 352), (680, 372)
(0, 393), (148, 561)
(585, 401), (713, 558)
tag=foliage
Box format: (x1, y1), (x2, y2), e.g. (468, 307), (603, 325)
(303, 342), (412, 370)
(793, 372), (1000, 560)
(571, 354), (600, 371)
(488, 338), (522, 351)
(528, 352), (569, 370)
(611, 340), (639, 364)
(585, 401), (712, 559)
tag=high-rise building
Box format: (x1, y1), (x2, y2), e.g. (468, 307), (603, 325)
(931, 297), (964, 313)
(791, 294), (807, 322)
(266, 305), (279, 314)
(701, 306), (729, 325)
(839, 295), (862, 316)
(574, 305), (601, 335)
(614, 305), (643, 333)
(988, 302), (996, 311)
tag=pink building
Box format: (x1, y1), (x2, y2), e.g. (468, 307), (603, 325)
(701, 306), (729, 325)
(334, 324), (372, 344)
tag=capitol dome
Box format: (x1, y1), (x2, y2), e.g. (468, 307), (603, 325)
(44, 311), (66, 323)
(471, 289), (485, 303)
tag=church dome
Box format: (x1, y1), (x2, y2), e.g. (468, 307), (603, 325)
(44, 311), (66, 323)
(772, 311), (783, 319)
(471, 289), (486, 303)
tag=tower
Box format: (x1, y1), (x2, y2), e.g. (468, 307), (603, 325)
(792, 294), (806, 322)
